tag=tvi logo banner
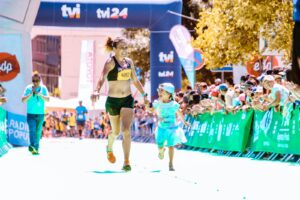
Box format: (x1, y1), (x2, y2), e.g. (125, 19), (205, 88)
(97, 8), (128, 19)
(61, 4), (81, 19)
(159, 51), (174, 63)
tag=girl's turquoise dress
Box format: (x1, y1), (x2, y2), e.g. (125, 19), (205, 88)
(153, 100), (186, 147)
(0, 107), (12, 157)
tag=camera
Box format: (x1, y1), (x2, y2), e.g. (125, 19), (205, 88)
(32, 87), (41, 95)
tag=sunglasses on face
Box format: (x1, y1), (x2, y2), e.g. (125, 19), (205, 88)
(32, 79), (40, 83)
(157, 88), (164, 93)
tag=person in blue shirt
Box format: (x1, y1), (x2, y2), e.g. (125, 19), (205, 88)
(145, 83), (189, 171)
(75, 101), (88, 139)
(22, 73), (49, 155)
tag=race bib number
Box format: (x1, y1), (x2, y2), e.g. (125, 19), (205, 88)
(78, 114), (84, 120)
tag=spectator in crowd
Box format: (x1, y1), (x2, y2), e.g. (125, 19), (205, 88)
(274, 75), (282, 85)
(61, 109), (69, 136)
(22, 73), (49, 155)
(91, 36), (147, 172)
(286, 82), (300, 99)
(214, 78), (222, 86)
(75, 101), (88, 139)
(93, 116), (101, 138)
(219, 84), (231, 108)
(69, 112), (76, 137)
(261, 75), (289, 112)
(145, 83), (189, 171)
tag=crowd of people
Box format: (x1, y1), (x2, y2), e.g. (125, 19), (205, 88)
(42, 109), (112, 139)
(41, 68), (300, 140)
(178, 70), (300, 118)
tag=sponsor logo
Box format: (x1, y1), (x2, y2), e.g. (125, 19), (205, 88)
(0, 52), (20, 82)
(159, 51), (174, 63)
(96, 7), (128, 19)
(158, 71), (174, 78)
(61, 4), (81, 19)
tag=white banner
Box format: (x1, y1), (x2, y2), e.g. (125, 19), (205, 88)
(78, 40), (95, 102)
(0, 33), (31, 146)
(0, 0), (41, 146)
(169, 25), (195, 89)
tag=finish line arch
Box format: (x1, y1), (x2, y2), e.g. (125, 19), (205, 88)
(35, 0), (183, 99)
(0, 0), (182, 146)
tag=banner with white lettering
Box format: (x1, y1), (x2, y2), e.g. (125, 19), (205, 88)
(6, 111), (29, 146)
(150, 32), (181, 100)
(0, 107), (12, 156)
(0, 34), (31, 146)
(78, 40), (94, 103)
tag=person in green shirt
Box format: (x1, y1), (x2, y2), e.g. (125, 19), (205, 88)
(22, 73), (49, 155)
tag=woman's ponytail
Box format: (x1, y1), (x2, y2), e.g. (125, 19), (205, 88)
(105, 37), (114, 52)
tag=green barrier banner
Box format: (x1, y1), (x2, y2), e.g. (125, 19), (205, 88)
(214, 110), (253, 151)
(250, 107), (300, 154)
(184, 115), (197, 146)
(0, 107), (11, 156)
(185, 110), (253, 151)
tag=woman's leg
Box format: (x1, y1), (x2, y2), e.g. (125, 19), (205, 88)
(27, 114), (37, 151)
(106, 114), (120, 163)
(120, 108), (134, 167)
(107, 115), (120, 150)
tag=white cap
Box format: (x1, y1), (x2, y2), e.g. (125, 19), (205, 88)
(160, 82), (175, 95)
(262, 75), (275, 83)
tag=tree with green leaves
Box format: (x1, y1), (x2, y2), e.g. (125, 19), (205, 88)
(194, 0), (293, 69)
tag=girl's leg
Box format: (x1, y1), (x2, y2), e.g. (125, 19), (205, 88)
(120, 108), (134, 169)
(158, 147), (165, 160)
(168, 146), (175, 171)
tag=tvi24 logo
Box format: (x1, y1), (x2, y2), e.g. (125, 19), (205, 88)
(97, 8), (128, 19)
(61, 4), (80, 19)
(159, 51), (174, 63)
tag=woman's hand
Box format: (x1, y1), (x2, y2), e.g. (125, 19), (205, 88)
(0, 97), (7, 104)
(91, 91), (100, 103)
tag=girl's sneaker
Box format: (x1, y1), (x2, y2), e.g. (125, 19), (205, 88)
(169, 163), (175, 171)
(158, 148), (165, 160)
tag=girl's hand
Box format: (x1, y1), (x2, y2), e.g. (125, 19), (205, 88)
(183, 121), (190, 127)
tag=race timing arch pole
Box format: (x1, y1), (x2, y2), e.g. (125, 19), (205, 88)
(34, 0), (183, 100)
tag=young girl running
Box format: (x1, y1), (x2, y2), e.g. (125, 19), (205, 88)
(145, 83), (189, 171)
